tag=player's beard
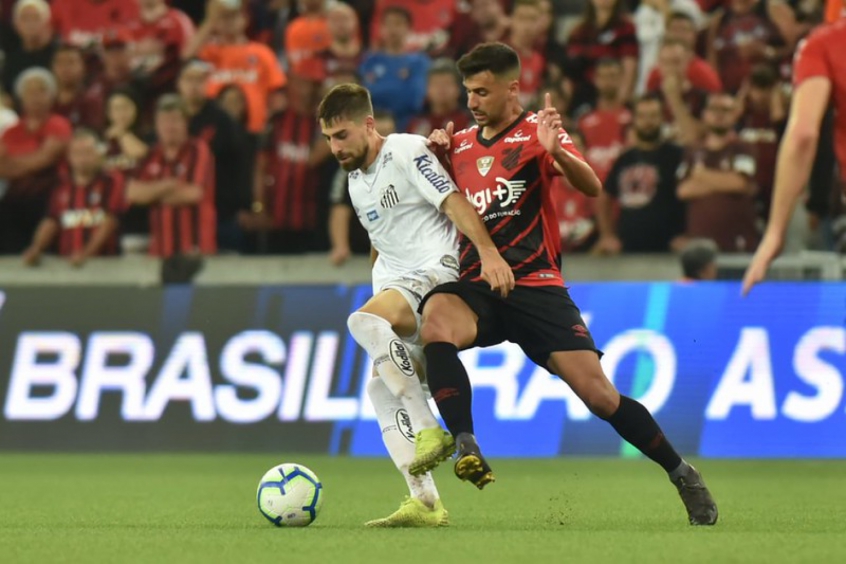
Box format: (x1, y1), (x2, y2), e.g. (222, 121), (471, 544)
(337, 145), (368, 171)
(708, 125), (732, 137)
(635, 126), (662, 143)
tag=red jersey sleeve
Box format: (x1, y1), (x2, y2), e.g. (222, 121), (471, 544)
(190, 141), (216, 205)
(45, 115), (73, 140)
(107, 171), (127, 214)
(544, 128), (586, 177)
(793, 29), (832, 87)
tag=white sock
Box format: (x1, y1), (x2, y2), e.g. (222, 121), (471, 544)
(349, 311), (439, 431)
(367, 377), (440, 508)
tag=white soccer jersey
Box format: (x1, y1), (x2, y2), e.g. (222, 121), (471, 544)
(348, 134), (460, 290)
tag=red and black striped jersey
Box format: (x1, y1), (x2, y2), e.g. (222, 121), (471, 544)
(449, 111), (586, 287)
(47, 169), (125, 256)
(136, 138), (216, 257)
(260, 110), (321, 232)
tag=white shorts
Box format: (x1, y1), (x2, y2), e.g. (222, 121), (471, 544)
(373, 266), (458, 345)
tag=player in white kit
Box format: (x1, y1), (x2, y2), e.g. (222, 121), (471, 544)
(318, 84), (514, 527)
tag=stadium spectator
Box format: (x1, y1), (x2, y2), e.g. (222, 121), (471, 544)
(50, 0), (139, 51)
(0, 90), (18, 136)
(215, 83), (259, 180)
(680, 238), (719, 280)
(0, 68), (72, 254)
(22, 128), (125, 266)
(81, 30), (140, 133)
(178, 59), (248, 253)
(406, 59), (471, 138)
(595, 95), (686, 254)
(549, 130), (598, 253)
(634, 0), (703, 94)
(360, 6), (430, 131)
(566, 0), (639, 116)
(284, 0), (331, 75)
(249, 72), (330, 253)
(51, 44), (97, 128)
(676, 92), (760, 252)
(647, 13), (722, 93)
(1, 0), (56, 101)
(103, 88), (149, 174)
(446, 0), (510, 60)
(577, 58), (632, 183)
(507, 0), (546, 108)
(126, 94), (216, 259)
(736, 64), (787, 222)
(327, 110), (396, 266)
(706, 0), (787, 94)
(314, 2), (362, 82)
(188, 0), (287, 134)
(650, 39), (709, 145)
(370, 0), (456, 54)
(125, 0), (195, 103)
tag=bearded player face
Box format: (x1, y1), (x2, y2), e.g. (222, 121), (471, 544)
(321, 115), (374, 171)
(464, 70), (518, 129)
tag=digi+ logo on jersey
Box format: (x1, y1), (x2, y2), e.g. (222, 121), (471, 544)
(465, 177), (528, 214)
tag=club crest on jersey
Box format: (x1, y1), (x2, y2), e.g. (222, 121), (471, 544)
(380, 184), (399, 208)
(477, 156), (495, 177)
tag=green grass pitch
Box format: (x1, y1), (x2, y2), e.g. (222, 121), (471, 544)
(1, 455), (844, 564)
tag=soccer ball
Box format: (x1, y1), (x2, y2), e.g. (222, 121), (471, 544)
(256, 463), (323, 527)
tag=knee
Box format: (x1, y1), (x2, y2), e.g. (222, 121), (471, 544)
(420, 296), (457, 345)
(580, 383), (620, 419)
(347, 310), (384, 346)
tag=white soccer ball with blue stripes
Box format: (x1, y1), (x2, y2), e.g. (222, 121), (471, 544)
(256, 463), (323, 527)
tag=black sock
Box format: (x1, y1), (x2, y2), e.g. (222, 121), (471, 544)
(424, 342), (474, 436)
(604, 395), (682, 473)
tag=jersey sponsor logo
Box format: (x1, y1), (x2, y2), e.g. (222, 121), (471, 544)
(61, 209), (107, 229)
(413, 154), (453, 193)
(454, 139), (474, 155)
(465, 177), (528, 214)
(395, 408), (415, 442)
(366, 210), (379, 221)
(557, 130), (572, 145)
(276, 142), (310, 163)
(389, 339), (415, 377)
(379, 184), (399, 209)
(477, 156), (494, 177)
(504, 129), (531, 144)
(211, 68), (259, 84)
(502, 146), (524, 171)
(440, 255), (459, 272)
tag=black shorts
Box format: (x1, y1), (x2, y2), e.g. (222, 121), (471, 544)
(420, 281), (601, 370)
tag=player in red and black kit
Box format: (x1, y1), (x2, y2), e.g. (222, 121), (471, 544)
(416, 43), (718, 526)
(743, 12), (846, 293)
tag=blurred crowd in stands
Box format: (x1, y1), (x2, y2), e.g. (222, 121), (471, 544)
(0, 0), (843, 276)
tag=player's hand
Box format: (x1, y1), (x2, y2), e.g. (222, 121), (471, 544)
(592, 235), (622, 256)
(480, 250), (515, 298)
(427, 121), (454, 152)
(69, 252), (87, 268)
(22, 247), (41, 267)
(537, 93), (563, 155)
(329, 245), (351, 266)
(741, 234), (783, 296)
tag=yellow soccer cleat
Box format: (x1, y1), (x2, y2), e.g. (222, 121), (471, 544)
(408, 428), (456, 476)
(364, 497), (449, 528)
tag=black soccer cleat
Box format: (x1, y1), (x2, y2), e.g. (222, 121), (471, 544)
(453, 433), (495, 490)
(672, 465), (718, 526)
